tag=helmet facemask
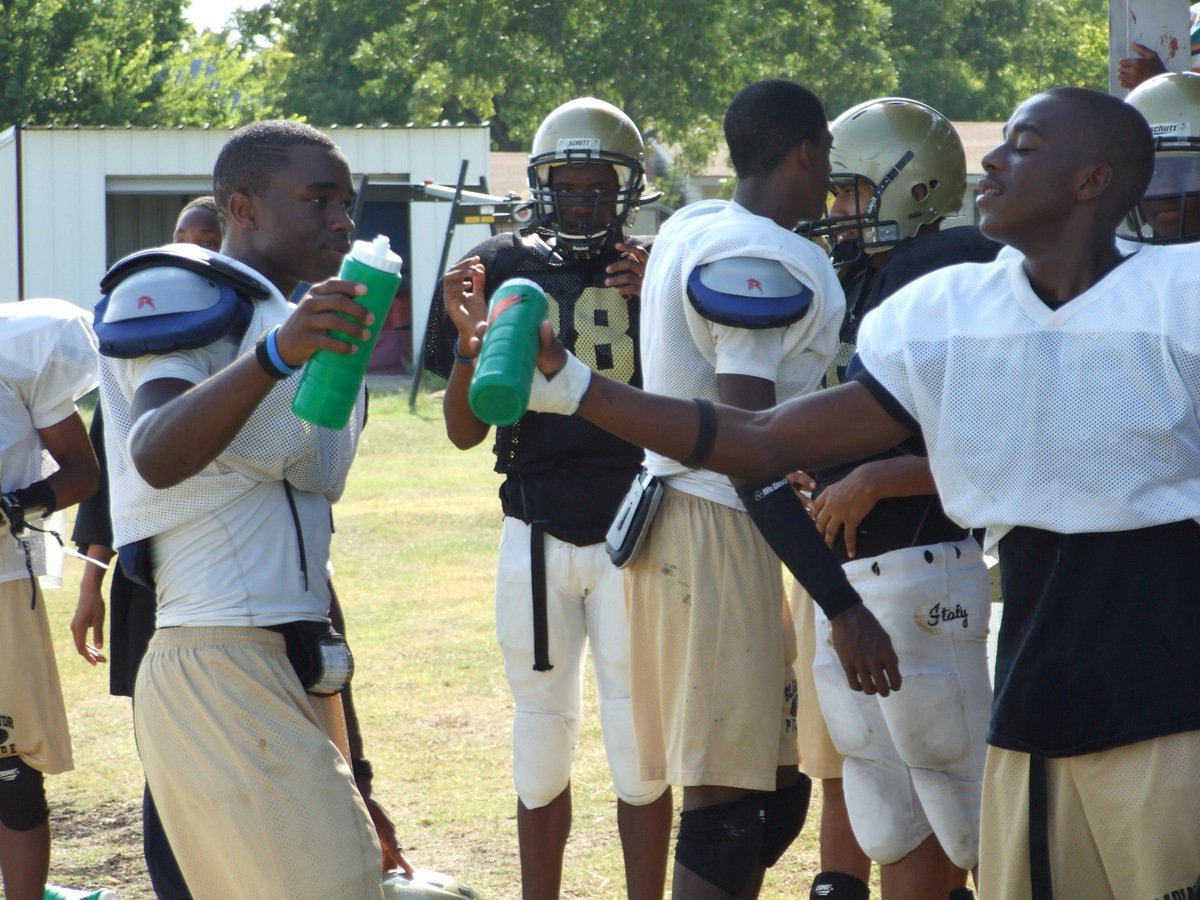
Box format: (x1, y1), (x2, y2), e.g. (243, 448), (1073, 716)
(527, 148), (645, 260)
(1121, 144), (1200, 244)
(800, 161), (913, 268)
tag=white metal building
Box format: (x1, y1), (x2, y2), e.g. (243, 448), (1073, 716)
(0, 123), (495, 367)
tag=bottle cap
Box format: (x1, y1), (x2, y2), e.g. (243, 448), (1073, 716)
(348, 235), (403, 274)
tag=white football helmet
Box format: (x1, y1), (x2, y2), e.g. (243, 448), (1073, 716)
(381, 868), (482, 899)
(1121, 71), (1200, 243)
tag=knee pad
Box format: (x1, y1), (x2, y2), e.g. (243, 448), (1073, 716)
(0, 757), (48, 831)
(810, 871), (870, 900)
(512, 711), (576, 809)
(675, 795), (765, 896)
(760, 771), (812, 867)
(842, 756), (931, 865)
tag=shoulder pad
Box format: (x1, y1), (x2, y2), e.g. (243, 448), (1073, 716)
(99, 243), (270, 299)
(686, 257), (814, 329)
(93, 244), (267, 359)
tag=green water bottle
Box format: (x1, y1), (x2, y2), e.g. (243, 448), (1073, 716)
(293, 234), (403, 429)
(468, 278), (549, 426)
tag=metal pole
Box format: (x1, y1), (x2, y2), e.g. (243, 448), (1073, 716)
(409, 159), (470, 409)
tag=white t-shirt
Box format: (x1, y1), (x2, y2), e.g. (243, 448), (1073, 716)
(640, 200), (844, 507)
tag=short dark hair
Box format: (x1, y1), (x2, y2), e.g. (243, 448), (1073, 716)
(1044, 87), (1154, 224)
(213, 121), (343, 217)
(724, 80), (827, 179)
(180, 195), (218, 216)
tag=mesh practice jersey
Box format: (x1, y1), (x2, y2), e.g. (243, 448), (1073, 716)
(639, 200), (844, 505)
(857, 243), (1200, 534)
(0, 298), (99, 585)
(101, 252), (363, 548)
(424, 231), (646, 546)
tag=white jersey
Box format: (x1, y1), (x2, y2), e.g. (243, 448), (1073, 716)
(0, 298), (98, 586)
(641, 200), (844, 507)
(100, 253), (363, 625)
(857, 243), (1200, 534)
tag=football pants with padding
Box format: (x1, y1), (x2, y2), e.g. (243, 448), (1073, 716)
(813, 539), (990, 869)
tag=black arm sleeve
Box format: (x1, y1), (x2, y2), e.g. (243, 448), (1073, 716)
(71, 403), (114, 550)
(736, 478), (862, 619)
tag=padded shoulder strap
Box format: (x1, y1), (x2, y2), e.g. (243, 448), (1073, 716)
(686, 257), (814, 329)
(99, 242), (270, 299)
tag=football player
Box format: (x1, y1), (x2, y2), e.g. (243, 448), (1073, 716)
(427, 98), (672, 900)
(795, 98), (999, 900)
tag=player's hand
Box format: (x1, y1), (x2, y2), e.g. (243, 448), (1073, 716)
(786, 470), (815, 511)
(442, 256), (489, 360)
(70, 583), (107, 665)
(362, 794), (413, 877)
(606, 242), (648, 298)
(811, 465), (883, 558)
(1118, 42), (1167, 89)
(830, 604), (901, 696)
(274, 279), (372, 366)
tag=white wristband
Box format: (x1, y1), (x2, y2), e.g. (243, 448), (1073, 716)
(527, 351), (591, 416)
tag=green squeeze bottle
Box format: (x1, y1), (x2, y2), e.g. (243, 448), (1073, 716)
(292, 235), (403, 429)
(468, 277), (549, 426)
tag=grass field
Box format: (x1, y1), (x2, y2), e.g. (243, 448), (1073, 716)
(41, 386), (842, 899)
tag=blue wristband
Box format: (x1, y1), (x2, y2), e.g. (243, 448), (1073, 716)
(453, 344), (476, 366)
(256, 327), (300, 379)
(265, 327), (300, 376)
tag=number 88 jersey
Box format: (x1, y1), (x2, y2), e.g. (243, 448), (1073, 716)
(425, 231), (649, 546)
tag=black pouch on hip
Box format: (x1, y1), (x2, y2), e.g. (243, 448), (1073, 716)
(268, 620), (355, 696)
(605, 468), (664, 568)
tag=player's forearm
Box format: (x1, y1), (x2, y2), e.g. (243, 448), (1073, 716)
(130, 355), (276, 488)
(575, 376), (909, 481)
(857, 455), (937, 501)
(441, 360), (490, 449)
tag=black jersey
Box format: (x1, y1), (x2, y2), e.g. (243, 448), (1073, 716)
(816, 227), (1001, 562)
(425, 232), (647, 546)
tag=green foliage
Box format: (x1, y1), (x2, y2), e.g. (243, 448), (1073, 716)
(1, 0), (1114, 156)
(0, 0), (188, 127)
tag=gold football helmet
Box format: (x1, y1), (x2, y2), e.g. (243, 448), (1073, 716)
(527, 98), (659, 259)
(801, 98), (967, 265)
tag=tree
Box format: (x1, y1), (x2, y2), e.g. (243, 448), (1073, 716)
(0, 0), (189, 127)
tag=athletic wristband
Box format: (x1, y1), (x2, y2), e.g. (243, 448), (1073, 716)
(736, 477), (862, 619)
(453, 344), (476, 365)
(255, 327), (300, 379)
(682, 398), (718, 469)
(15, 480), (57, 518)
(527, 351), (592, 416)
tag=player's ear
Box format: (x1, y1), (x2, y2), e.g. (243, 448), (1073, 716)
(226, 191), (258, 231)
(1075, 162), (1113, 203)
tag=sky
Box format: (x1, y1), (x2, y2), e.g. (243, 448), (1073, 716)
(184, 0), (255, 33)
